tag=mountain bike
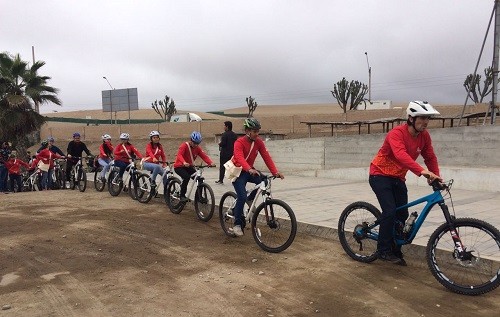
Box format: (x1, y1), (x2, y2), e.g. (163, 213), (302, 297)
(51, 158), (66, 190)
(22, 169), (42, 191)
(338, 179), (500, 295)
(94, 159), (113, 192)
(135, 162), (174, 204)
(164, 165), (215, 222)
(107, 160), (141, 200)
(68, 156), (89, 192)
(218, 173), (297, 253)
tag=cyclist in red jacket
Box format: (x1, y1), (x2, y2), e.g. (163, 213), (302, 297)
(97, 134), (114, 182)
(173, 131), (215, 202)
(369, 101), (442, 265)
(5, 153), (30, 192)
(113, 133), (143, 180)
(37, 140), (65, 190)
(143, 130), (167, 187)
(230, 118), (284, 236)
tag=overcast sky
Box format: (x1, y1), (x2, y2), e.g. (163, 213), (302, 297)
(1, 0), (496, 114)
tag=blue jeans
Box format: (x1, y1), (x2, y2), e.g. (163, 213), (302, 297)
(41, 169), (54, 190)
(232, 171), (261, 227)
(143, 162), (164, 184)
(0, 164), (7, 192)
(369, 175), (408, 253)
(98, 158), (111, 178)
(114, 160), (129, 178)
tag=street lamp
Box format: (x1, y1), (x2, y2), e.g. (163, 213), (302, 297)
(364, 52), (371, 102)
(103, 76), (115, 124)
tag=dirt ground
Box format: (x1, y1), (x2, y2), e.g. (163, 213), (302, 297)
(1, 189), (499, 317)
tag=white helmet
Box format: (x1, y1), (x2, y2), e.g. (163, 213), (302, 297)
(119, 132), (130, 140)
(406, 101), (440, 117)
(149, 130), (160, 138)
(101, 134), (111, 140)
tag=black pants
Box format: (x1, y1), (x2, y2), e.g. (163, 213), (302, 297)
(174, 166), (196, 198)
(218, 153), (232, 182)
(369, 175), (408, 253)
(9, 174), (22, 192)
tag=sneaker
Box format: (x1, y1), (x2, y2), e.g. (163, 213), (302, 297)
(150, 180), (157, 188)
(232, 225), (244, 236)
(65, 181), (70, 189)
(393, 249), (407, 266)
(180, 196), (189, 203)
(377, 251), (403, 264)
(215, 180), (223, 184)
(100, 176), (106, 183)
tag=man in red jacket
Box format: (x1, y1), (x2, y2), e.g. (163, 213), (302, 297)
(369, 101), (442, 265)
(230, 118), (284, 236)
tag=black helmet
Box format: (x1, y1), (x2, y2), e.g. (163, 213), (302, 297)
(41, 140), (49, 148)
(243, 118), (261, 130)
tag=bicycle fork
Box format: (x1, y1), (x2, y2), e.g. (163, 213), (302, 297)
(439, 201), (471, 261)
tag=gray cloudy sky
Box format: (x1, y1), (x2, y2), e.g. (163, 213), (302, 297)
(1, 0), (496, 114)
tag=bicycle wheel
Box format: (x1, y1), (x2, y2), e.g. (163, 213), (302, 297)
(426, 218), (500, 295)
(251, 199), (297, 253)
(76, 167), (87, 192)
(69, 170), (77, 190)
(94, 167), (105, 192)
(194, 183), (215, 222)
(136, 174), (154, 203)
(338, 201), (381, 263)
(108, 170), (123, 196)
(219, 192), (237, 237)
(128, 175), (137, 200)
(165, 178), (185, 214)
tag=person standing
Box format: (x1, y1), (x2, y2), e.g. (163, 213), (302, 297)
(369, 101), (442, 265)
(230, 118), (284, 236)
(37, 140), (65, 190)
(216, 121), (238, 184)
(5, 152), (30, 192)
(65, 132), (92, 188)
(0, 141), (12, 193)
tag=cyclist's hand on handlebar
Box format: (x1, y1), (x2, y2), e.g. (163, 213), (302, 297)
(421, 169), (442, 183)
(274, 172), (285, 179)
(248, 168), (259, 176)
(183, 162), (190, 167)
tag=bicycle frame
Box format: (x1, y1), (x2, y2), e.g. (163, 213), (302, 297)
(184, 166), (206, 200)
(244, 177), (272, 220)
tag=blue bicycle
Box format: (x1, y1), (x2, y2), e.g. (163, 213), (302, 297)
(338, 179), (500, 295)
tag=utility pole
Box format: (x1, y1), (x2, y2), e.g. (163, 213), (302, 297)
(365, 52), (371, 102)
(491, 0), (500, 124)
(32, 46), (40, 113)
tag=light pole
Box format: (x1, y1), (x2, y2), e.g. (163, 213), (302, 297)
(364, 52), (371, 102)
(103, 76), (115, 124)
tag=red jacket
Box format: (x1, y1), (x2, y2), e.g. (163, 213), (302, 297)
(5, 158), (30, 175)
(99, 142), (114, 159)
(36, 148), (64, 169)
(173, 142), (213, 168)
(144, 143), (167, 165)
(232, 136), (278, 175)
(370, 124), (439, 181)
(113, 142), (143, 163)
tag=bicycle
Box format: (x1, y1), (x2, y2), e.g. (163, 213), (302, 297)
(338, 179), (500, 295)
(68, 156), (89, 192)
(107, 159), (141, 200)
(51, 158), (66, 190)
(164, 165), (215, 222)
(218, 173), (297, 253)
(22, 169), (42, 192)
(135, 162), (174, 204)
(94, 159), (114, 192)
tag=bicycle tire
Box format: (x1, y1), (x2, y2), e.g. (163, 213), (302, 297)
(251, 199), (297, 253)
(128, 175), (137, 200)
(108, 170), (123, 196)
(165, 178), (185, 214)
(338, 201), (381, 263)
(94, 167), (105, 192)
(136, 174), (154, 204)
(70, 170), (77, 190)
(194, 183), (215, 222)
(426, 217), (500, 295)
(219, 191), (237, 237)
(77, 167), (87, 192)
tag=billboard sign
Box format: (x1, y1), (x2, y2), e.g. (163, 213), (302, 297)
(101, 88), (139, 112)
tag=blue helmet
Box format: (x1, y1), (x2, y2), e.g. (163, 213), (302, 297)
(73, 132), (81, 138)
(190, 131), (202, 144)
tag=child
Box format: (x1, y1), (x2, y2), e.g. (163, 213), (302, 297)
(5, 153), (30, 192)
(37, 140), (65, 190)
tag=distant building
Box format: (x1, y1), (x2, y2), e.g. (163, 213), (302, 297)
(361, 100), (392, 110)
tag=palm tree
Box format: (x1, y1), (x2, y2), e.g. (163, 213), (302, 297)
(0, 52), (61, 156)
